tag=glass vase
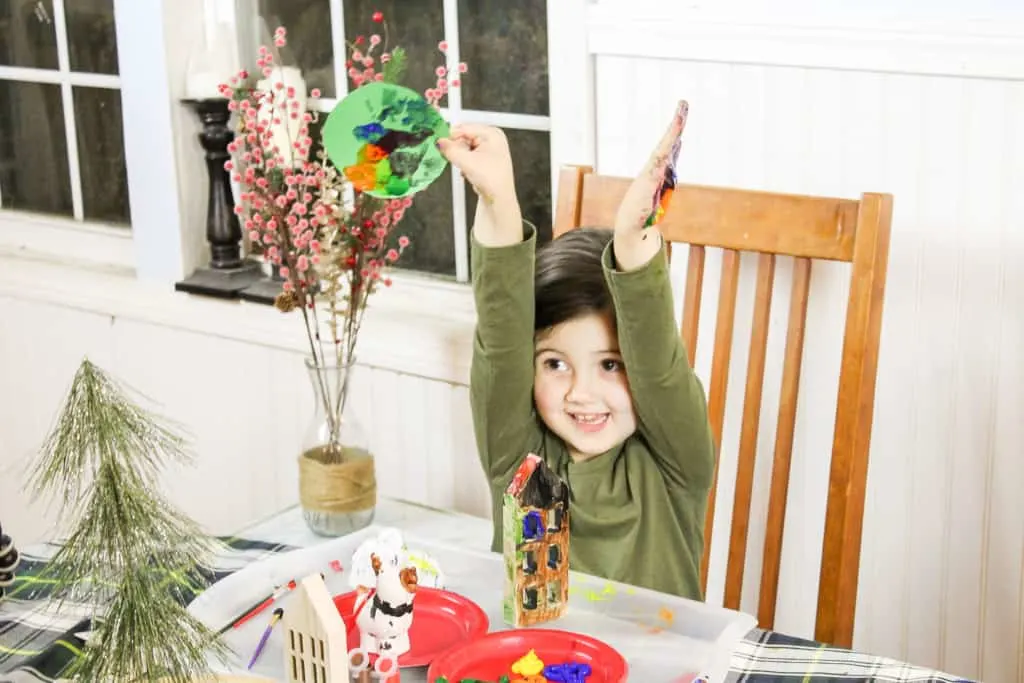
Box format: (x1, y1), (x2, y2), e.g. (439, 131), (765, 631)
(298, 356), (376, 536)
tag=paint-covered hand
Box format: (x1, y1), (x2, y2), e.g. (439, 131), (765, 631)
(438, 124), (523, 247)
(613, 100), (688, 271)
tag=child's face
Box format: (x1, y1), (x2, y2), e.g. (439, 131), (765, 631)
(533, 312), (637, 463)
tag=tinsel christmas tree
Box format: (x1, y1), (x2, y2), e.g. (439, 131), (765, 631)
(27, 358), (229, 682)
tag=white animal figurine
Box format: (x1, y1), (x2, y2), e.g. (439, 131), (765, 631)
(353, 552), (418, 657)
(348, 527), (445, 591)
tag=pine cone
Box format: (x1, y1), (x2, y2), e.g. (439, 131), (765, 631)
(0, 523), (20, 599)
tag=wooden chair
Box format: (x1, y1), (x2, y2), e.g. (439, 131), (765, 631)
(553, 165), (893, 649)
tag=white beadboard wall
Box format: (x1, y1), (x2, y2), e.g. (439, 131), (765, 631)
(579, 5), (1024, 682)
(0, 278), (489, 547)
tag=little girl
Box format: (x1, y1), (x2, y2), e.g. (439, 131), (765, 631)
(438, 102), (715, 600)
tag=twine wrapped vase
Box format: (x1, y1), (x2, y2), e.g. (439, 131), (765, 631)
(299, 357), (376, 536)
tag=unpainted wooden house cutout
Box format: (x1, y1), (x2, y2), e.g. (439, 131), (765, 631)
(502, 453), (570, 627)
(281, 573), (350, 683)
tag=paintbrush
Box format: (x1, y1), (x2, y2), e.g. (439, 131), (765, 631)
(247, 607), (283, 670)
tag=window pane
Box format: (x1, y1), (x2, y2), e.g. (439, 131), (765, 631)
(391, 165), (455, 277)
(258, 0), (335, 98)
(67, 0), (118, 74)
(343, 0), (445, 106)
(457, 0), (549, 116)
(0, 0), (59, 69)
(0, 80), (71, 216)
(465, 129), (552, 267)
(74, 86), (129, 224)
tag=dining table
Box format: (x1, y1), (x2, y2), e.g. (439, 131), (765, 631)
(0, 497), (971, 683)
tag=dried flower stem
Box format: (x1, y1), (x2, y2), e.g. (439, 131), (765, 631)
(224, 16), (467, 459)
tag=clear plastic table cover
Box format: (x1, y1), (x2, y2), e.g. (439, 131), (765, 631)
(188, 501), (755, 682)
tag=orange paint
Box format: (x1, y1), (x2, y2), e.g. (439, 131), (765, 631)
(359, 143), (387, 162)
(344, 162), (377, 192)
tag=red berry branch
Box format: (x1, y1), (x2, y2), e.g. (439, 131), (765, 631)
(218, 14), (467, 444)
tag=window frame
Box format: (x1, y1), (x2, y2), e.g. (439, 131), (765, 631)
(0, 0), (210, 282)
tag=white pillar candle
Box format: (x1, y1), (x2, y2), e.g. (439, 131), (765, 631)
(185, 70), (226, 100)
(257, 66), (308, 168)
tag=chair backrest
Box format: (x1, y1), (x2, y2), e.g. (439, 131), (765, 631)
(553, 165), (893, 648)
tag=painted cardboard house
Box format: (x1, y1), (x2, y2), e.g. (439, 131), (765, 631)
(502, 453), (570, 627)
(282, 573), (350, 683)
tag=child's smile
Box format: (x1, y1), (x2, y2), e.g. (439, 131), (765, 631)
(569, 412), (609, 433)
(533, 312), (638, 462)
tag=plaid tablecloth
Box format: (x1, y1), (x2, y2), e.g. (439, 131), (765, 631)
(0, 504), (972, 683)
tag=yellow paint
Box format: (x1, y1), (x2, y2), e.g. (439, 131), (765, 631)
(510, 649), (544, 676)
(585, 590), (610, 602)
(601, 583), (616, 596)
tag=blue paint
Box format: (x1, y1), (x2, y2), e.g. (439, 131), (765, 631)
(543, 662), (593, 682)
(522, 510), (544, 540)
(354, 121), (385, 142)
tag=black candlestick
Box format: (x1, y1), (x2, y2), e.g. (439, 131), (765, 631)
(175, 97), (262, 298)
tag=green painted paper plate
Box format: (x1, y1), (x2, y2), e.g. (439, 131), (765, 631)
(321, 81), (450, 199)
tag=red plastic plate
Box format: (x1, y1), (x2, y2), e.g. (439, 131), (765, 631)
(334, 587), (489, 668)
(426, 628), (629, 682)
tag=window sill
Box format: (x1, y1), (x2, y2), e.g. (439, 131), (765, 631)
(0, 251), (476, 386)
(0, 211), (135, 273)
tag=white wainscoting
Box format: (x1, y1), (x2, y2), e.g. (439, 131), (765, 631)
(0, 256), (489, 549)
(576, 5), (1024, 682)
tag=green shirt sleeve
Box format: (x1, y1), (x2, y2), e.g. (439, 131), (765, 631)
(469, 221), (543, 491)
(603, 237), (716, 492)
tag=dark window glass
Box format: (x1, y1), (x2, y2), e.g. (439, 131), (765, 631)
(457, 0), (548, 115)
(0, 80), (71, 216)
(75, 86), (129, 224)
(0, 0), (58, 69)
(67, 0), (118, 74)
(259, 0), (335, 98)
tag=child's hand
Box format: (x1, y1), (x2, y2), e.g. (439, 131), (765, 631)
(438, 124), (523, 246)
(613, 100), (688, 270)
(438, 124), (516, 205)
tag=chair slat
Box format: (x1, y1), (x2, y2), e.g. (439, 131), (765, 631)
(758, 256), (812, 630)
(681, 245), (706, 367)
(724, 252), (776, 611)
(577, 174), (860, 261)
(815, 193), (893, 647)
(553, 166), (591, 237)
(700, 248), (742, 595)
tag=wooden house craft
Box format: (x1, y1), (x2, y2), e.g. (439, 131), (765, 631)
(502, 453), (570, 627)
(282, 573), (350, 683)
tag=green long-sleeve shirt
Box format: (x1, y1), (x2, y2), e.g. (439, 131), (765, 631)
(469, 223), (716, 600)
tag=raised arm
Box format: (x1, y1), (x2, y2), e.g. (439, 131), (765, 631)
(440, 126), (541, 487)
(607, 101), (715, 491)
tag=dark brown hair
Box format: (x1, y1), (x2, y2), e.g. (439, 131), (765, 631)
(534, 227), (614, 333)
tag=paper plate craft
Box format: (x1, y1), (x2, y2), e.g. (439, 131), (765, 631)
(322, 81), (450, 198)
(335, 586), (490, 669)
(426, 629), (628, 683)
(348, 527), (445, 591)
(503, 453), (570, 627)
